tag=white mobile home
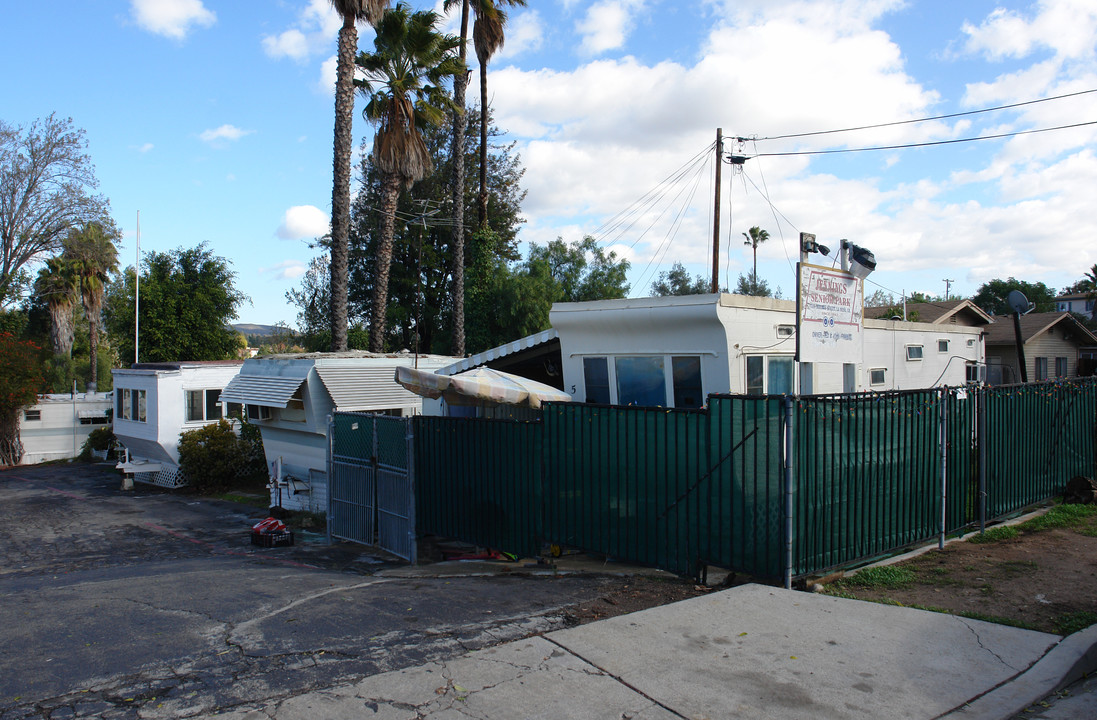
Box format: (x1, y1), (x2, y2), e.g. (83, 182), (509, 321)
(218, 351), (456, 513)
(111, 361), (245, 486)
(550, 294), (984, 406)
(17, 392), (112, 465)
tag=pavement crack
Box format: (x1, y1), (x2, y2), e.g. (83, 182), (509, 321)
(957, 617), (1017, 670)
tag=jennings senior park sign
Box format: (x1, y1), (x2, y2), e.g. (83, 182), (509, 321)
(797, 262), (864, 364)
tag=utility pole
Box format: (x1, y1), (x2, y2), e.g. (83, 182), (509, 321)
(711, 128), (723, 294)
(943, 278), (955, 300)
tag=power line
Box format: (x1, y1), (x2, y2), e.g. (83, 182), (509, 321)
(749, 87), (1097, 142)
(749, 119), (1097, 158)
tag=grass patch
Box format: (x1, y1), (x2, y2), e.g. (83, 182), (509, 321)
(836, 565), (915, 590)
(994, 560), (1039, 575)
(958, 611), (1037, 631)
(1053, 611), (1097, 636)
(217, 492), (270, 508)
(968, 526), (1019, 544)
(1020, 504), (1097, 533)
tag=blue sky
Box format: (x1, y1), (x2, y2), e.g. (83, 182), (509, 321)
(3, 0), (1096, 328)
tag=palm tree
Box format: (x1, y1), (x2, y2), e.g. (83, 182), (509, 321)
(356, 3), (462, 353)
(329, 0), (390, 353)
(64, 221), (118, 392)
(742, 226), (770, 281)
(34, 256), (79, 357)
(470, 0), (525, 229)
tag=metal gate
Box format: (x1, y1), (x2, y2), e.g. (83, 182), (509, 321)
(328, 413), (416, 562)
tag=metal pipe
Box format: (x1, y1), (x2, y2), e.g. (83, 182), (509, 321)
(784, 396), (795, 589)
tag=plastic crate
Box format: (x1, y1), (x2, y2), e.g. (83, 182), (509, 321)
(251, 530), (294, 548)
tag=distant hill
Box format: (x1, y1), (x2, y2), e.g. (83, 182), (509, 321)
(232, 323), (286, 337)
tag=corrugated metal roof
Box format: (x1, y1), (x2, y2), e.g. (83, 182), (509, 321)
(439, 328), (559, 375)
(313, 365), (421, 411)
(219, 375), (306, 408)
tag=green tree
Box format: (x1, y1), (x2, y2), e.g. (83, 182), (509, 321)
(346, 107), (523, 354)
(104, 244), (248, 363)
(0, 332), (44, 465)
(742, 226), (769, 281)
(0, 115), (111, 308)
(972, 278), (1056, 316)
(63, 221), (119, 391)
(651, 262), (710, 296)
(329, 0), (390, 353)
(33, 255), (79, 356)
(734, 271), (772, 298)
(356, 2), (463, 353)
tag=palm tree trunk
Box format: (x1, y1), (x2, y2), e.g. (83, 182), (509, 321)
(478, 59), (489, 229)
(329, 12), (358, 352)
(370, 174), (401, 353)
(88, 312), (99, 392)
(450, 0), (470, 357)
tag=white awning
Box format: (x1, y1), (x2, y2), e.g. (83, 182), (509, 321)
(219, 375), (306, 408)
(314, 365), (422, 411)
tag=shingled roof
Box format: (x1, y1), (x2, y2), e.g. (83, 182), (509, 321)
(863, 299), (993, 325)
(983, 312), (1097, 346)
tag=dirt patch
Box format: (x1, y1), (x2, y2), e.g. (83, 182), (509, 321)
(561, 576), (712, 625)
(823, 505), (1097, 635)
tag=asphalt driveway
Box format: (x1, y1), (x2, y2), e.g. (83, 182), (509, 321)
(0, 463), (624, 719)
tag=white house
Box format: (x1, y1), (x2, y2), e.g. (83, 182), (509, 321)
(218, 351), (456, 513)
(111, 361), (245, 487)
(17, 392), (112, 465)
(1055, 293), (1096, 321)
(441, 294), (983, 409)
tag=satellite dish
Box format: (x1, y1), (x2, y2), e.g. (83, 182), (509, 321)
(1007, 290), (1033, 315)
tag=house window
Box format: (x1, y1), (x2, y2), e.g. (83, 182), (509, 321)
(615, 356), (666, 406)
(246, 404), (272, 421)
(1035, 357), (1048, 381)
(226, 402), (244, 419)
(671, 356), (703, 409)
(843, 363), (856, 393)
(938, 339), (949, 353)
(117, 389), (146, 422)
(745, 356), (794, 395)
(79, 416), (109, 425)
(185, 389), (223, 422)
(1056, 357), (1068, 378)
(583, 357), (611, 404)
(799, 362), (814, 395)
(746, 356), (764, 395)
(23, 409), (41, 421)
(869, 368), (886, 386)
(906, 345), (924, 361)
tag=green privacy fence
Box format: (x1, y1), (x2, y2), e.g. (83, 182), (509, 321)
(401, 378), (1097, 580)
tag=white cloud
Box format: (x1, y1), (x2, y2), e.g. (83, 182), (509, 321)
(260, 260), (308, 280)
(263, 0), (342, 61)
(496, 10), (544, 60)
(577, 1), (645, 55)
(199, 124), (253, 144)
(130, 0), (215, 41)
(276, 205), (330, 241)
(135, 142), (154, 153)
(319, 55), (338, 94)
(962, 0), (1097, 62)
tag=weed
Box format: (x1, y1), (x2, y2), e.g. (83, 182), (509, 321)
(836, 566), (915, 590)
(1053, 612), (1097, 636)
(1078, 525), (1097, 538)
(979, 583), (994, 596)
(958, 611), (1037, 630)
(1021, 504), (1097, 533)
(968, 526), (1019, 544)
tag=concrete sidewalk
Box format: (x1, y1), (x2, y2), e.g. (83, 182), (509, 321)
(210, 584), (1097, 720)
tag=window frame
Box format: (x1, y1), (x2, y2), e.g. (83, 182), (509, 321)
(869, 368), (886, 386)
(937, 339), (949, 353)
(1035, 356), (1048, 381)
(23, 409), (41, 421)
(906, 345), (924, 361)
(1055, 356), (1068, 378)
(185, 388), (224, 423)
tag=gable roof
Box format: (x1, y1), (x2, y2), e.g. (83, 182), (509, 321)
(983, 312), (1097, 346)
(863, 299), (993, 326)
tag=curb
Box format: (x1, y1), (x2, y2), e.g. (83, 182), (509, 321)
(941, 625), (1097, 719)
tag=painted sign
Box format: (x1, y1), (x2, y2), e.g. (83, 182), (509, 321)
(798, 262), (864, 364)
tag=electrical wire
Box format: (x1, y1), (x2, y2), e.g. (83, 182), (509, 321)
(751, 87), (1097, 142)
(750, 120), (1097, 158)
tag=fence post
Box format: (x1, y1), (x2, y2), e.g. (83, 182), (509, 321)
(978, 388), (987, 534)
(326, 414), (335, 545)
(784, 396), (795, 590)
(939, 390), (948, 550)
(406, 417), (417, 566)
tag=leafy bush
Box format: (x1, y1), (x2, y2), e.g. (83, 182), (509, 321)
(178, 418), (268, 493)
(78, 427), (116, 461)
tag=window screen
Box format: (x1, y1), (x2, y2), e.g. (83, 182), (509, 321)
(583, 357), (611, 404)
(671, 356), (703, 408)
(615, 356), (666, 406)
